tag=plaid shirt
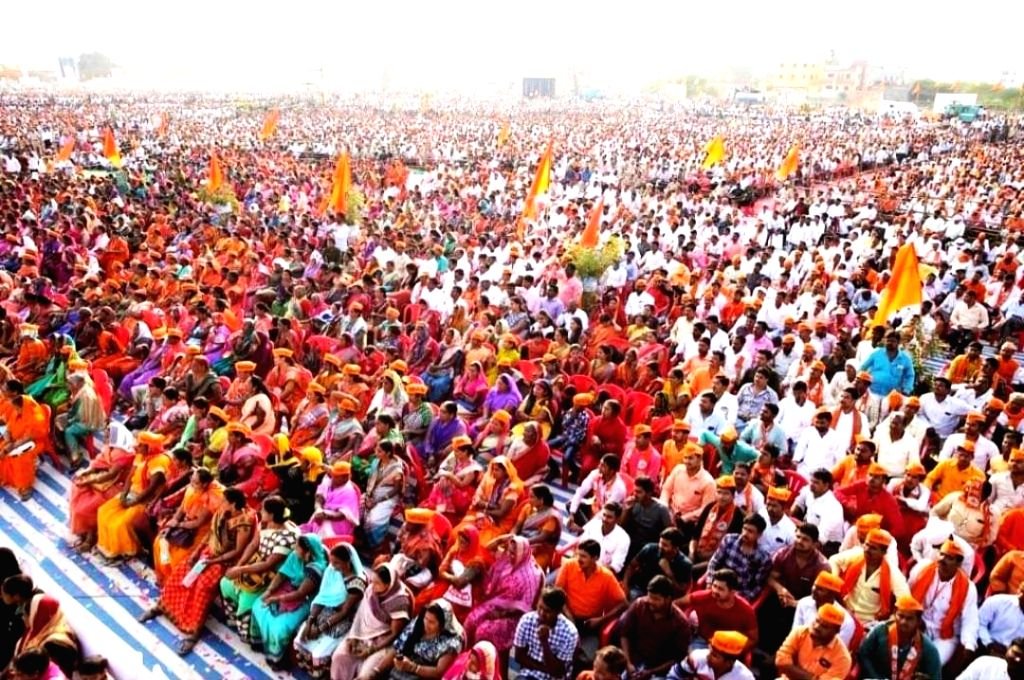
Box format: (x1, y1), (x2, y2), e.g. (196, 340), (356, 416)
(513, 611), (579, 680)
(707, 533), (773, 601)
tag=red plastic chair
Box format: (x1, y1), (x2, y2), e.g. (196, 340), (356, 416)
(596, 383), (626, 405)
(403, 303), (425, 326)
(39, 404), (65, 471)
(322, 535), (356, 550)
(782, 469), (808, 497)
(514, 360), (541, 384)
(623, 390), (654, 427)
(567, 374), (598, 395)
(972, 550), (987, 585)
(217, 375), (231, 392)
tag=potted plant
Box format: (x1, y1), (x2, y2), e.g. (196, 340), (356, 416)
(564, 235), (625, 309)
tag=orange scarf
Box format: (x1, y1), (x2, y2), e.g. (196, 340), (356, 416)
(910, 562), (969, 640)
(840, 554), (892, 620)
(831, 407), (863, 448)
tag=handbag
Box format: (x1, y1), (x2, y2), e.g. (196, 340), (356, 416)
(164, 526), (197, 548)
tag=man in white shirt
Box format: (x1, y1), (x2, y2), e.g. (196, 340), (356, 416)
(957, 639), (1024, 680)
(792, 409), (845, 478)
(792, 469), (846, 549)
(874, 411), (922, 478)
(907, 540), (979, 665)
(758, 487), (796, 554)
(948, 289), (990, 353)
(624, 279), (655, 318)
(776, 381), (815, 449)
(568, 454), (629, 527)
(937, 413), (999, 472)
(990, 449), (1024, 517)
(918, 377), (973, 438)
(571, 501), (631, 574)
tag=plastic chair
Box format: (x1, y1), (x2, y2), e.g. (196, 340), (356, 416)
(567, 374), (598, 395)
(403, 303), (424, 326)
(322, 535), (356, 550)
(972, 550), (987, 585)
(781, 469), (808, 497)
(514, 360), (541, 384)
(596, 383), (626, 405)
(623, 390), (654, 427)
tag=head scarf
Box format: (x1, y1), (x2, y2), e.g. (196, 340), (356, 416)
(480, 536), (543, 614)
(313, 542), (365, 608)
(479, 455), (525, 509)
(445, 640), (500, 680)
(278, 533), (328, 587)
(484, 374), (523, 413)
(365, 562), (412, 625)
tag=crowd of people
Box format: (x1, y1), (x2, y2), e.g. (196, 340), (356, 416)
(0, 91), (1022, 680)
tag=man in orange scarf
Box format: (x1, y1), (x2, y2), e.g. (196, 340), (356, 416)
(907, 539), (979, 670)
(829, 528), (910, 625)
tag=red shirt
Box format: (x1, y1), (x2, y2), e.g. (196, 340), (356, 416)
(688, 589), (758, 646)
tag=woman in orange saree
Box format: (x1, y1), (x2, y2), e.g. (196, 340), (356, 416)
(0, 385), (50, 500)
(153, 468), (226, 584)
(411, 524), (491, 621)
(69, 422), (136, 550)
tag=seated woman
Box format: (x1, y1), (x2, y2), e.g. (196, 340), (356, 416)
(589, 345), (618, 384)
(460, 456), (526, 545)
(470, 374), (522, 435)
(294, 542), (367, 678)
(365, 371), (407, 422)
(463, 535), (543, 657)
(7, 648), (68, 680)
(268, 444), (325, 524)
(250, 534), (328, 670)
(513, 484), (563, 571)
(387, 599), (465, 680)
(506, 421), (552, 482)
(422, 328), (465, 403)
(238, 376), (276, 438)
(471, 411), (511, 467)
(361, 440), (406, 553)
(6, 586), (79, 677)
(423, 436), (483, 523)
(300, 460), (361, 539)
(443, 640), (500, 680)
(95, 431), (170, 561)
(386, 509), (446, 599)
(413, 525), (491, 621)
(219, 496), (299, 645)
(152, 467), (225, 585)
(141, 487), (256, 654)
(518, 380), (556, 424)
(329, 564), (412, 680)
(401, 383), (433, 450)
(452, 361), (488, 419)
(0, 381), (51, 501)
(289, 382), (330, 449)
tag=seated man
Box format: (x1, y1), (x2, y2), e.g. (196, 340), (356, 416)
(618, 576), (690, 678)
(957, 636), (1024, 680)
(991, 550), (1024, 595)
(690, 475), (745, 568)
(620, 476), (672, 564)
(857, 595), (942, 680)
(978, 585), (1024, 658)
(572, 501), (631, 574)
(667, 630), (755, 680)
(907, 539), (979, 668)
(775, 603), (853, 680)
(577, 645), (628, 680)
(758, 524), (831, 652)
(829, 528), (910, 625)
(568, 453), (628, 528)
(621, 527), (692, 600)
(513, 587), (580, 680)
(675, 568), (758, 652)
(707, 513), (772, 602)
(791, 571), (857, 647)
(554, 539), (627, 658)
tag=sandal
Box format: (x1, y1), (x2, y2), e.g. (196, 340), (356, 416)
(177, 637), (199, 655)
(138, 607), (161, 623)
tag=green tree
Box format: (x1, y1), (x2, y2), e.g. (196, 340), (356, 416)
(77, 53), (114, 81)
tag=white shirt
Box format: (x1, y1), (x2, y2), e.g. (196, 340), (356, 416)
(624, 291), (656, 318)
(938, 433), (998, 472)
(793, 427), (845, 478)
(576, 519), (631, 573)
(918, 392), (973, 438)
(569, 470), (628, 515)
(910, 517), (976, 576)
(978, 593), (1024, 648)
(909, 561), (979, 649)
(792, 596), (856, 646)
(989, 471), (1024, 518)
(873, 429), (921, 477)
(757, 511), (796, 555)
(958, 656), (1012, 680)
(776, 396), (815, 443)
(794, 488), (845, 544)
(669, 650), (755, 680)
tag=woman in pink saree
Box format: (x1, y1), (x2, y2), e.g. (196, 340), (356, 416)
(300, 461), (361, 539)
(462, 535), (543, 655)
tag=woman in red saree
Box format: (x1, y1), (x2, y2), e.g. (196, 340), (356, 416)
(144, 487), (256, 654)
(13, 594), (79, 677)
(69, 422), (136, 550)
(412, 524), (491, 621)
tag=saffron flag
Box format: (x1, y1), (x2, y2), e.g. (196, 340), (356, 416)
(910, 82), (921, 97)
(328, 152), (352, 216)
(522, 140), (553, 221)
(775, 144), (800, 182)
(102, 127), (121, 168)
(701, 135), (725, 169)
(497, 121), (510, 147)
(873, 244), (924, 325)
(56, 136), (75, 162)
(156, 113), (169, 136)
(259, 109), (280, 141)
(580, 198), (603, 248)
(208, 152), (224, 192)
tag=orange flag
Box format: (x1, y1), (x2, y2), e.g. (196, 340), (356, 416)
(775, 144), (800, 182)
(259, 109), (280, 141)
(580, 198), (603, 248)
(522, 140), (553, 221)
(156, 113), (169, 136)
(328, 152), (352, 216)
(208, 152), (224, 192)
(874, 244), (923, 324)
(497, 121), (510, 147)
(102, 127), (121, 167)
(56, 136), (75, 162)
(701, 135), (725, 169)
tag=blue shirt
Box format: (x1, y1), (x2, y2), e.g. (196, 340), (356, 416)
(860, 347), (915, 396)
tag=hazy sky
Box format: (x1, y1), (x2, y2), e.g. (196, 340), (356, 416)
(5, 1), (1023, 90)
